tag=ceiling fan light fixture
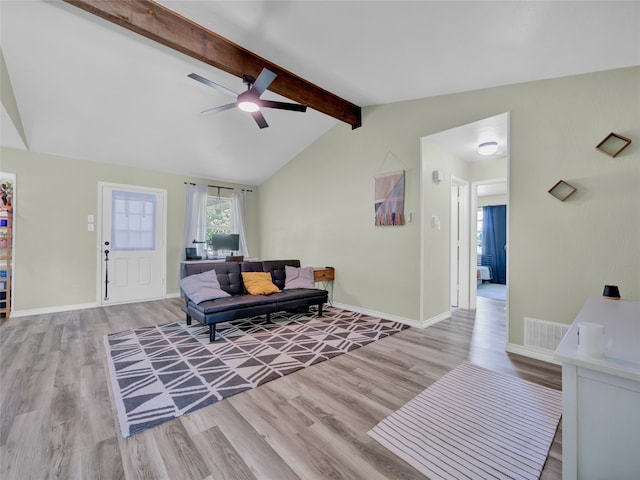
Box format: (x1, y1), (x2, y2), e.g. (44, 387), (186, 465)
(189, 68), (305, 128)
(238, 100), (260, 112)
(478, 141), (499, 156)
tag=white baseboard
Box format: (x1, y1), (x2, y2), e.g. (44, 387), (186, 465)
(11, 292), (182, 318)
(11, 302), (98, 318)
(332, 302), (451, 329)
(422, 310), (452, 328)
(505, 343), (561, 365)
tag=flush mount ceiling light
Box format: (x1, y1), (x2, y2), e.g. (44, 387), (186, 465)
(478, 141), (499, 156)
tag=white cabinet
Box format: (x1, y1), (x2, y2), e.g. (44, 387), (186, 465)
(554, 296), (640, 479)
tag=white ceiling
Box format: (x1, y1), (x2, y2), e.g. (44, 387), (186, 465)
(1, 1), (639, 185)
(427, 112), (509, 163)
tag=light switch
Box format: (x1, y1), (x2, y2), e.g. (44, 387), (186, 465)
(87, 223), (94, 232)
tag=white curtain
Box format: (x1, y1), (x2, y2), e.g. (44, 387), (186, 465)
(183, 183), (208, 259)
(232, 188), (250, 258)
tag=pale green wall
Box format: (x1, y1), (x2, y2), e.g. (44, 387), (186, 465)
(0, 148), (259, 312)
(260, 66), (640, 346)
(470, 156), (507, 182)
(478, 194), (507, 207)
(420, 140), (471, 319)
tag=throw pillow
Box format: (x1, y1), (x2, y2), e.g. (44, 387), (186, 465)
(242, 272), (281, 295)
(284, 265), (315, 289)
(180, 269), (230, 304)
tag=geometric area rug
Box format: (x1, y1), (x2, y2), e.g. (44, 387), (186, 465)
(368, 362), (562, 480)
(104, 306), (409, 437)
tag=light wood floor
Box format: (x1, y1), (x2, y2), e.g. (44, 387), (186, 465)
(0, 297), (562, 479)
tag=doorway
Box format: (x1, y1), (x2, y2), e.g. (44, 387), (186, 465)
(98, 182), (167, 305)
(473, 180), (508, 307)
(421, 112), (509, 321)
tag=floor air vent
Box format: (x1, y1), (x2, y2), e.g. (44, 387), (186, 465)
(524, 317), (569, 353)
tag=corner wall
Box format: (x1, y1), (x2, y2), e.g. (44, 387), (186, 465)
(259, 66), (640, 347)
(0, 148), (259, 313)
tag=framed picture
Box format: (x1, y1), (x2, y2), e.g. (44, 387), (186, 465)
(548, 180), (577, 201)
(596, 132), (632, 158)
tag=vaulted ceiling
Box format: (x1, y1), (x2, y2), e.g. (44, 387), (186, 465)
(2, 1), (639, 185)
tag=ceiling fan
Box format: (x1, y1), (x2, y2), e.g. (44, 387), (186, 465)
(188, 68), (307, 129)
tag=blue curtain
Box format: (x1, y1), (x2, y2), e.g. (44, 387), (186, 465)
(482, 205), (507, 284)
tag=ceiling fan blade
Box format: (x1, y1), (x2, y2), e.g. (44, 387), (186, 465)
(251, 110), (269, 129)
(188, 73), (238, 98)
(251, 68), (277, 96)
(201, 103), (237, 115)
(260, 100), (307, 112)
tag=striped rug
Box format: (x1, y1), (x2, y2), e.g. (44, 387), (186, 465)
(368, 362), (562, 480)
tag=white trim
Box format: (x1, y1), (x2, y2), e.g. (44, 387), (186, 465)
(451, 177), (470, 309)
(332, 302), (451, 329)
(418, 141), (426, 324)
(423, 310), (453, 328)
(11, 302), (98, 318)
(11, 292), (182, 318)
(505, 342), (561, 365)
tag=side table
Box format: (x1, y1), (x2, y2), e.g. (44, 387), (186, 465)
(314, 267), (335, 305)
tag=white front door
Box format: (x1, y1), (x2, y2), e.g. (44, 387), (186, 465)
(99, 183), (166, 305)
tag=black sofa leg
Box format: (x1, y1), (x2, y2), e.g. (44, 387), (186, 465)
(209, 325), (216, 342)
(186, 314), (192, 326)
(318, 303), (324, 317)
(265, 312), (271, 323)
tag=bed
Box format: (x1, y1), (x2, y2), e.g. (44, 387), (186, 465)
(477, 265), (493, 283)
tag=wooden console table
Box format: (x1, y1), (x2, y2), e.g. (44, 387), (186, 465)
(314, 267), (335, 304)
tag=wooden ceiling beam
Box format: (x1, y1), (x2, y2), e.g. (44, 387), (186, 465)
(63, 0), (362, 128)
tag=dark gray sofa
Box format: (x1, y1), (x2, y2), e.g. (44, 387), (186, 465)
(182, 259), (328, 342)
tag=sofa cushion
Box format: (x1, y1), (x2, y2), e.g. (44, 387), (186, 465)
(183, 261), (243, 295)
(262, 260), (301, 289)
(284, 265), (315, 289)
(180, 269), (231, 304)
(241, 272), (281, 295)
(195, 294), (276, 314)
(272, 289), (326, 302)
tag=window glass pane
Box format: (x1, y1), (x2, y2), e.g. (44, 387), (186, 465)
(205, 196), (233, 245)
(111, 190), (156, 251)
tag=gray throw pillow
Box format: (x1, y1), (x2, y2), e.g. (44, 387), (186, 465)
(284, 265), (315, 289)
(180, 269), (230, 304)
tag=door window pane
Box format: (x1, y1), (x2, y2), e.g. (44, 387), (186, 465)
(111, 190), (156, 250)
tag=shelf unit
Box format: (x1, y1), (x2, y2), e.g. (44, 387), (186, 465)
(0, 205), (12, 319)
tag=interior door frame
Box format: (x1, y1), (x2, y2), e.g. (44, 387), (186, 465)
(450, 177), (470, 309)
(96, 181), (168, 306)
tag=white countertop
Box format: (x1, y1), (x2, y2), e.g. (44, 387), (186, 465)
(553, 296), (640, 382)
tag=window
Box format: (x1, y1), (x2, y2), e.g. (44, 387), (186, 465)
(206, 196), (232, 245)
(111, 190), (156, 250)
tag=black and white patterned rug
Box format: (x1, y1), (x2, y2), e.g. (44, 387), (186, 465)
(104, 306), (409, 437)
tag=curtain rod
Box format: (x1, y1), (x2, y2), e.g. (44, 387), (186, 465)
(184, 182), (253, 192)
